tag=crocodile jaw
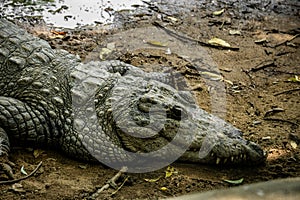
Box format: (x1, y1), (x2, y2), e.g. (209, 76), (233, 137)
(176, 107), (267, 165)
(180, 138), (267, 165)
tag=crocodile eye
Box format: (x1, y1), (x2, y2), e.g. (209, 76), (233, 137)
(169, 105), (187, 120)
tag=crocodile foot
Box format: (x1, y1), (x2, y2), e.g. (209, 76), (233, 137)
(0, 155), (15, 180)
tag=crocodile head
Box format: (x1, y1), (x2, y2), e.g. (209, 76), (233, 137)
(100, 72), (267, 167)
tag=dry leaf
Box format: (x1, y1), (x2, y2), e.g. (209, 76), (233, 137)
(200, 71), (223, 80)
(223, 178), (244, 185)
(144, 177), (161, 182)
(78, 165), (87, 169)
(160, 187), (168, 191)
(99, 48), (112, 60)
(291, 141), (298, 149)
(288, 75), (299, 82)
(255, 38), (267, 44)
(146, 40), (167, 47)
(165, 48), (172, 55)
(208, 38), (231, 47)
(200, 71), (233, 84)
(262, 136), (271, 140)
(33, 149), (45, 158)
(12, 183), (26, 193)
(213, 9), (225, 16)
(49, 34), (64, 39)
(51, 30), (67, 35)
(224, 79), (234, 85)
(229, 30), (242, 35)
(166, 16), (179, 22)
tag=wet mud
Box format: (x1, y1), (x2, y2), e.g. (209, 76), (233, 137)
(0, 0), (299, 199)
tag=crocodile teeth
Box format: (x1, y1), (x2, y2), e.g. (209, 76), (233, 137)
(231, 156), (234, 162)
(216, 157), (221, 165)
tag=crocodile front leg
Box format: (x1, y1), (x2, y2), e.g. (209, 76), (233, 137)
(0, 127), (14, 179)
(0, 96), (52, 179)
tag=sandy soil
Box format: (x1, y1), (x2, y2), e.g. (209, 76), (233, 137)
(0, 2), (299, 200)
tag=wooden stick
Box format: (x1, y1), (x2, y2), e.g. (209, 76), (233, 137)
(274, 88), (300, 96)
(264, 118), (299, 127)
(89, 166), (128, 199)
(0, 161), (43, 184)
(152, 21), (240, 51)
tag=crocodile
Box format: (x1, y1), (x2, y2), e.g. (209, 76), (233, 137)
(0, 18), (266, 176)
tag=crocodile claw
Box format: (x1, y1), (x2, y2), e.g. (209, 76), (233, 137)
(0, 156), (15, 180)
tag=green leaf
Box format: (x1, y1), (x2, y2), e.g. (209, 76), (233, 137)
(288, 75), (300, 82)
(165, 166), (177, 178)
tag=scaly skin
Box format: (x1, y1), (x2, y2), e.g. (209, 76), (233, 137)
(0, 19), (266, 176)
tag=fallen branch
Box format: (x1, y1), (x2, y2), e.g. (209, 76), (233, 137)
(248, 60), (276, 72)
(152, 21), (240, 51)
(0, 161), (43, 184)
(272, 70), (299, 75)
(274, 88), (300, 96)
(89, 166), (128, 199)
(275, 33), (300, 47)
(263, 118), (299, 127)
(111, 176), (129, 196)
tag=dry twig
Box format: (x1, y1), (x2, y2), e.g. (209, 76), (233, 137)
(248, 60), (276, 72)
(152, 21), (240, 51)
(89, 166), (128, 199)
(111, 176), (129, 196)
(275, 34), (300, 47)
(0, 161), (43, 184)
(264, 118), (299, 127)
(274, 88), (300, 96)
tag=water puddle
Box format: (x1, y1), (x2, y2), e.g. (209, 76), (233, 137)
(0, 0), (145, 28)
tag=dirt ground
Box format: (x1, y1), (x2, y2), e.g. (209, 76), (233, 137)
(0, 2), (300, 200)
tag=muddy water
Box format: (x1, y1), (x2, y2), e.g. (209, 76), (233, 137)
(0, 0), (145, 28)
(0, 0), (298, 29)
